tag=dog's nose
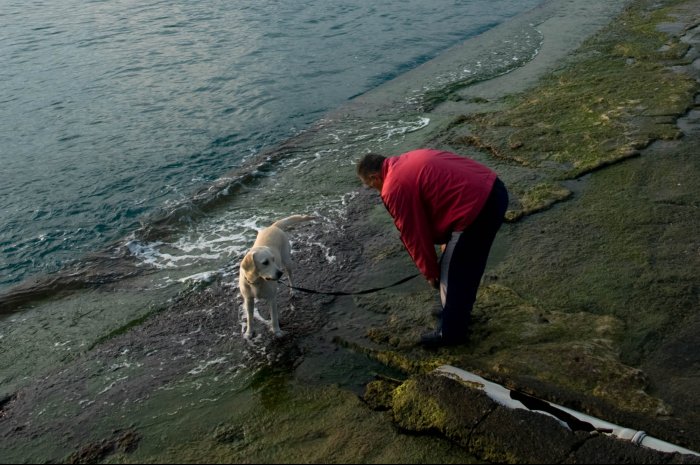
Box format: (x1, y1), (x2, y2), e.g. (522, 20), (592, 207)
(275, 270), (283, 280)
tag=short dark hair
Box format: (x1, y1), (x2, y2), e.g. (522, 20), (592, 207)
(356, 153), (386, 179)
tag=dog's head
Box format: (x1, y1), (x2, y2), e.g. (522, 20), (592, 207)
(240, 247), (284, 283)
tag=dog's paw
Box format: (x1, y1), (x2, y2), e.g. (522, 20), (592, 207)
(273, 329), (285, 338)
(244, 330), (254, 340)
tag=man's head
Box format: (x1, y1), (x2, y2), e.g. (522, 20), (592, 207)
(356, 153), (386, 191)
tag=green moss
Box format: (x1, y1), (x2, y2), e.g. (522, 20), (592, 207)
(505, 182), (573, 222)
(333, 335), (449, 375)
(461, 284), (672, 416)
(106, 383), (474, 464)
(363, 379), (399, 410)
(460, 0), (696, 178)
(392, 378), (449, 432)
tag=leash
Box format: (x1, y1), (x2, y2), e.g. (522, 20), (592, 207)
(281, 273), (420, 296)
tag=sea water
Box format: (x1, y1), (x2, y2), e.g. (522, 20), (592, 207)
(0, 0), (543, 295)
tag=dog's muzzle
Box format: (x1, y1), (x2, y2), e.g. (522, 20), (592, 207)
(264, 270), (284, 281)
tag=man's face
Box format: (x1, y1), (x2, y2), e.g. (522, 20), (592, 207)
(361, 173), (383, 191)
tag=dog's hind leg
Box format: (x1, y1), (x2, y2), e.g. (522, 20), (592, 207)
(269, 299), (283, 337)
(281, 253), (297, 297)
(286, 265), (297, 297)
(243, 297), (255, 339)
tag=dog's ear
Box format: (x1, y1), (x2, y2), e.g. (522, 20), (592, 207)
(241, 251), (257, 276)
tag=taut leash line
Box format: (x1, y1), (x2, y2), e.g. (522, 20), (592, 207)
(281, 273), (420, 296)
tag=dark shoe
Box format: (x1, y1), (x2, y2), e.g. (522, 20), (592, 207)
(420, 330), (444, 348)
(419, 330), (467, 349)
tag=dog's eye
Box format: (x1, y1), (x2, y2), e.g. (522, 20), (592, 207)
(261, 259), (269, 265)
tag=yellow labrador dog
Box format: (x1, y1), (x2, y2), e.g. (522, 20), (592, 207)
(239, 215), (314, 339)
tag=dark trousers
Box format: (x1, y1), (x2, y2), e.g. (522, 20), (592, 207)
(439, 178), (508, 342)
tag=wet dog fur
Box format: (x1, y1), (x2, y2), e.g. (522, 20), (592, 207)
(238, 215), (314, 338)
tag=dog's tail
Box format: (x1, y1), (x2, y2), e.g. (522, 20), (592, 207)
(272, 214), (315, 231)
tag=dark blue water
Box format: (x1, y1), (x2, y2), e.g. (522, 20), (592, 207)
(0, 0), (542, 292)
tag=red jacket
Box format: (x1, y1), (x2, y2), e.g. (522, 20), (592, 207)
(380, 149), (497, 282)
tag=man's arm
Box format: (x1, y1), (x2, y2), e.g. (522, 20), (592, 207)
(382, 187), (440, 283)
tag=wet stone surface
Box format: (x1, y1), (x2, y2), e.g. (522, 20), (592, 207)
(2, 0), (700, 463)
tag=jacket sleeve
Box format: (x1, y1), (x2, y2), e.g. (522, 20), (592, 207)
(382, 185), (440, 282)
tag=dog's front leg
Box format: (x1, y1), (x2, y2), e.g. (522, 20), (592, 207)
(243, 296), (255, 339)
(269, 298), (284, 337)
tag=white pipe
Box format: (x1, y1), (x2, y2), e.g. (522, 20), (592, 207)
(435, 364), (700, 457)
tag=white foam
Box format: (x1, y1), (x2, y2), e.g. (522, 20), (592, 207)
(371, 117), (430, 141)
(311, 115), (431, 149)
(188, 356), (227, 375)
(309, 241), (336, 263)
(178, 271), (218, 283)
(125, 215), (263, 269)
(126, 205), (350, 276)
